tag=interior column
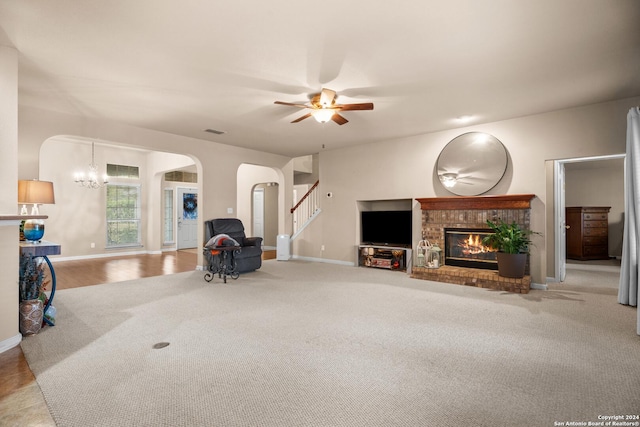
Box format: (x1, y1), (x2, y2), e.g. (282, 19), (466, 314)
(0, 45), (21, 351)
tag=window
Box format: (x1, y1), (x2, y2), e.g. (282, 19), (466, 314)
(106, 184), (141, 247)
(164, 189), (174, 244)
(107, 164), (139, 179)
(165, 171), (197, 183)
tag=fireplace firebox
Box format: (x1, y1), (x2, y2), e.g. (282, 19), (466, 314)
(444, 228), (497, 270)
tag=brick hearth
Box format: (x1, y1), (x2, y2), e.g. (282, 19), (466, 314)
(412, 194), (535, 294)
(412, 265), (531, 293)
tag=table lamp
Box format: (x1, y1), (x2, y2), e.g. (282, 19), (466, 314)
(18, 180), (55, 242)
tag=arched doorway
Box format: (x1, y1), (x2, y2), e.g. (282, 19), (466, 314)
(237, 164), (281, 248)
(252, 182), (279, 247)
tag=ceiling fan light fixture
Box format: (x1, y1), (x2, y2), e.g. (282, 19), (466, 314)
(439, 173), (458, 188)
(312, 108), (335, 123)
(275, 88), (372, 125)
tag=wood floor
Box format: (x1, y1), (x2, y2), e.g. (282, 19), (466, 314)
(0, 249), (203, 426)
(53, 249), (200, 290)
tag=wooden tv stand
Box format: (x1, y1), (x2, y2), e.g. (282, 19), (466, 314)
(358, 244), (412, 273)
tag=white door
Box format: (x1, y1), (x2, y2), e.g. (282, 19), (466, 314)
(556, 162), (567, 282)
(253, 187), (264, 239)
(177, 188), (198, 249)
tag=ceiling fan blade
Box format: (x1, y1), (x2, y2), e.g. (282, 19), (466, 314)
(332, 114), (348, 125)
(458, 177), (492, 183)
(319, 88), (337, 107)
(291, 113), (312, 123)
(338, 102), (374, 111)
(274, 101), (309, 108)
(275, 88), (372, 126)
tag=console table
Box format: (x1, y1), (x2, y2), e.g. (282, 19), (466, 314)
(19, 241), (61, 326)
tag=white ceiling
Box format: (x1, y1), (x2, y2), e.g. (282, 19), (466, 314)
(1, 0), (639, 158)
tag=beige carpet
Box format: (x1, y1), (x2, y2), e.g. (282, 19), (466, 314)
(21, 260), (640, 426)
(550, 259), (621, 295)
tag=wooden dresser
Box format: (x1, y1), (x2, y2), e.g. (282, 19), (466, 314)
(566, 206), (610, 260)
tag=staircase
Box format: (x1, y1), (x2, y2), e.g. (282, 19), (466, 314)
(291, 180), (321, 241)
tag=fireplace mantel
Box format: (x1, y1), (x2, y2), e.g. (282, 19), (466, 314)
(416, 194), (535, 211)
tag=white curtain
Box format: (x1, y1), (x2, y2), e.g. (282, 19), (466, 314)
(618, 106), (640, 335)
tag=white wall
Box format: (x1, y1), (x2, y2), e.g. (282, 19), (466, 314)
(38, 138), (197, 258)
(0, 46), (20, 349)
(17, 106), (294, 264)
(302, 97), (639, 285)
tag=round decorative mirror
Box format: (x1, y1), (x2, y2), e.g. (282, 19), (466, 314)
(436, 132), (508, 196)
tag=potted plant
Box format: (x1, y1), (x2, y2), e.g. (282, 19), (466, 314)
(482, 219), (539, 278)
(18, 253), (47, 335)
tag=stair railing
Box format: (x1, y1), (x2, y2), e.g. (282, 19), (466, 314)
(291, 180), (320, 236)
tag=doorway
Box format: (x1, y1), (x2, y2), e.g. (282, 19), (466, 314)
(253, 187), (264, 239)
(553, 154), (624, 283)
(177, 187), (198, 249)
(252, 182), (278, 248)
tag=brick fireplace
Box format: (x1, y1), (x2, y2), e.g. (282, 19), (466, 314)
(412, 194), (535, 293)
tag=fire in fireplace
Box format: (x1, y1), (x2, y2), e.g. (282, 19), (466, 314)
(444, 228), (498, 270)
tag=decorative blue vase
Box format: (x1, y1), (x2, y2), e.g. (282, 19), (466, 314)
(23, 220), (45, 242)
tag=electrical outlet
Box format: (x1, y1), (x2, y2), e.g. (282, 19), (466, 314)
(227, 207), (234, 214)
(90, 242), (95, 248)
(321, 245), (325, 251)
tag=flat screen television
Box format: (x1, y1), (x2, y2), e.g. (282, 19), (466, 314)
(361, 210), (412, 247)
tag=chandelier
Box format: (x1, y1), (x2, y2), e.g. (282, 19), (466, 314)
(74, 142), (108, 189)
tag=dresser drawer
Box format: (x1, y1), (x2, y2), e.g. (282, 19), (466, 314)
(583, 212), (608, 221)
(566, 206), (610, 260)
(583, 245), (608, 256)
(583, 227), (607, 236)
(584, 236), (607, 246)
(584, 220), (608, 228)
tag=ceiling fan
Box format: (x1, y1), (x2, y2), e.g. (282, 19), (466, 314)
(274, 88), (373, 125)
(438, 172), (493, 187)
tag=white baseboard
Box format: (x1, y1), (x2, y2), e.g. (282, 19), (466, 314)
(50, 247), (196, 262)
(50, 250), (147, 262)
(0, 333), (22, 354)
(291, 255), (355, 267)
(530, 282), (548, 291)
(51, 249), (163, 262)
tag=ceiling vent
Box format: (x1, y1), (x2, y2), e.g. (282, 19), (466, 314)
(204, 128), (226, 135)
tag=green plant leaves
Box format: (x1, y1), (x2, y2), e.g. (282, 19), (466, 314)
(482, 219), (539, 254)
